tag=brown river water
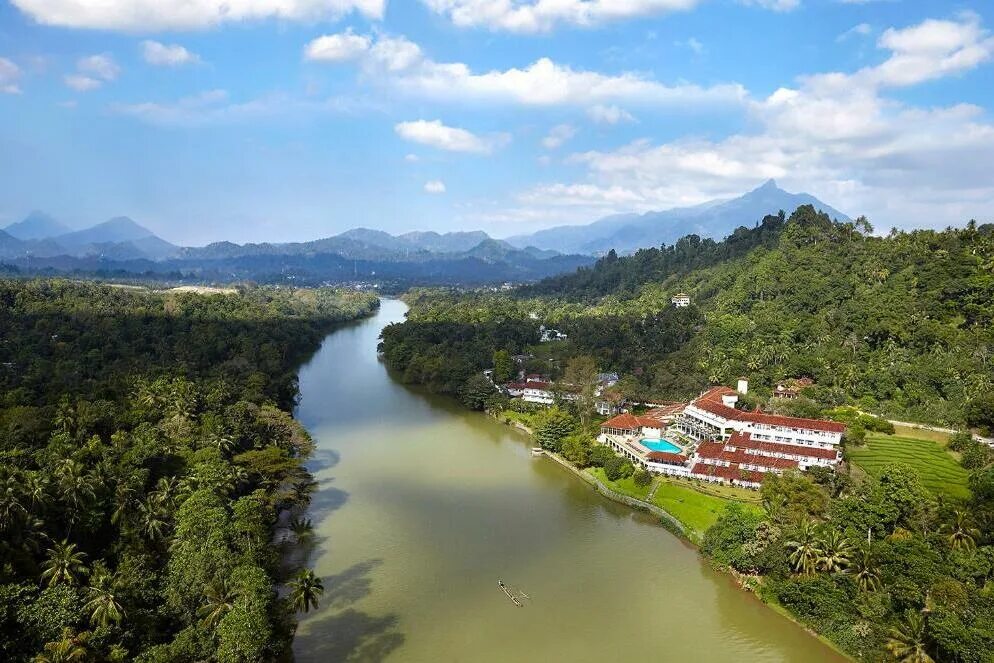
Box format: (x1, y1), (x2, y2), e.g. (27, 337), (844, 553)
(292, 298), (845, 662)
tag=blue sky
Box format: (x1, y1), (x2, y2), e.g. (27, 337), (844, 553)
(1, 0), (992, 246)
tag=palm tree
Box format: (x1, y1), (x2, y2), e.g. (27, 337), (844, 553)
(198, 579), (236, 629)
(940, 509), (980, 551)
(40, 540), (88, 587)
(33, 628), (90, 662)
(137, 497), (170, 543)
(886, 611), (934, 663)
(786, 521), (822, 576)
(817, 529), (854, 573)
(852, 548), (883, 592)
(0, 474), (28, 532)
(290, 570), (324, 614)
(54, 459), (96, 526)
(84, 574), (125, 627)
(289, 517), (315, 545)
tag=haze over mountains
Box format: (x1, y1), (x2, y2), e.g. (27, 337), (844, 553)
(1, 180), (848, 285)
(507, 180), (850, 255)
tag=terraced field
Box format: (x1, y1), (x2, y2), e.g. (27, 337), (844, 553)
(849, 433), (971, 500)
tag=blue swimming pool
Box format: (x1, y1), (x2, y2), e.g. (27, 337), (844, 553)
(640, 438), (682, 454)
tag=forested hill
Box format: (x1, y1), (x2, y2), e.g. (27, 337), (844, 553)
(385, 206), (994, 428)
(518, 209), (791, 301)
(0, 280), (378, 662)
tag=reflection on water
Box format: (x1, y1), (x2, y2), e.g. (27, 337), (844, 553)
(292, 299), (844, 663)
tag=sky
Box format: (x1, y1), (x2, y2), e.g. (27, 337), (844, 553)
(1, 0), (993, 246)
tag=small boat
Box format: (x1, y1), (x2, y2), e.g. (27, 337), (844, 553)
(531, 447), (544, 456)
(498, 580), (522, 607)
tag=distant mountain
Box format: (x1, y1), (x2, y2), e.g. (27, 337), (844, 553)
(398, 230), (491, 253)
(506, 180), (851, 255)
(4, 211), (71, 240)
(46, 216), (179, 260)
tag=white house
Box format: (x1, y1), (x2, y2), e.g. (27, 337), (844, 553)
(671, 293), (691, 308)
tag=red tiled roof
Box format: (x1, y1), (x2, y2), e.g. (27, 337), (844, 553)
(646, 451), (688, 465)
(643, 403), (686, 420)
(727, 431), (840, 461)
(694, 442), (799, 470)
(601, 412), (670, 430)
(691, 386), (846, 433)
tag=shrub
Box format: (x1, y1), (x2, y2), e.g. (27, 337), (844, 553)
(632, 468), (652, 488)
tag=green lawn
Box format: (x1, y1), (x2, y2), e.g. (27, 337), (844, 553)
(587, 467), (652, 501)
(849, 433), (971, 500)
(651, 479), (763, 538)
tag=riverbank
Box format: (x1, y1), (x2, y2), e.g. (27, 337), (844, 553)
(497, 413), (753, 543)
(494, 411), (853, 661)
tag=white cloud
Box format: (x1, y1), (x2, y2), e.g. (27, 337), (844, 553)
(142, 41), (200, 66)
(304, 30), (371, 62)
(395, 119), (508, 154)
(77, 54), (120, 80)
(497, 15), (994, 231)
(422, 0), (703, 33)
(10, 0), (385, 30)
(0, 58), (22, 94)
(738, 0), (799, 11)
(542, 124), (577, 149)
(424, 180), (446, 194)
(64, 74), (102, 91)
(114, 89), (376, 126)
(676, 37), (705, 55)
(837, 23), (872, 42)
(405, 153), (420, 162)
(587, 104), (636, 124)
(318, 32), (746, 109)
(63, 53), (119, 91)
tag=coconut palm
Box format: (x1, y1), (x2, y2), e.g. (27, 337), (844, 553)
(852, 548), (883, 592)
(886, 611), (934, 663)
(33, 628), (90, 662)
(84, 574), (125, 627)
(137, 497), (169, 542)
(289, 517), (315, 545)
(940, 509), (980, 551)
(40, 540), (88, 587)
(786, 521), (822, 576)
(817, 529), (854, 573)
(198, 579), (236, 629)
(290, 569), (324, 614)
(0, 474), (28, 532)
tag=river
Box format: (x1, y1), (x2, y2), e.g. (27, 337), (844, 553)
(292, 299), (845, 662)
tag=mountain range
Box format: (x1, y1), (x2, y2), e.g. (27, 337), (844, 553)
(506, 179), (850, 255)
(1, 180), (849, 285)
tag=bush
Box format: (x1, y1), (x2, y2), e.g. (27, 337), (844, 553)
(603, 456), (634, 481)
(632, 468), (652, 488)
(588, 444), (616, 468)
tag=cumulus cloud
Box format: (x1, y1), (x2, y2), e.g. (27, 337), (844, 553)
(308, 31), (746, 109)
(421, 0), (703, 33)
(10, 0), (385, 30)
(64, 74), (101, 91)
(587, 104), (636, 124)
(63, 53), (119, 92)
(0, 58), (22, 94)
(304, 30), (371, 62)
(498, 14), (994, 231)
(142, 41), (200, 66)
(424, 180), (446, 194)
(78, 54), (120, 80)
(394, 119), (508, 154)
(542, 124), (577, 149)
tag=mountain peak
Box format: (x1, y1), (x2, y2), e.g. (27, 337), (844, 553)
(4, 211), (72, 241)
(755, 178), (780, 192)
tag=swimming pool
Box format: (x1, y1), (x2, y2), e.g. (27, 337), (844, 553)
(640, 438), (682, 454)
